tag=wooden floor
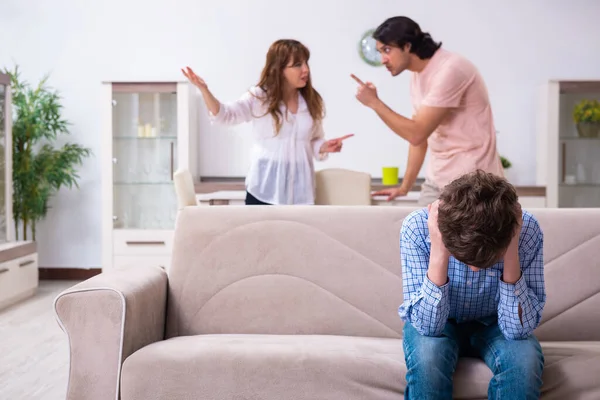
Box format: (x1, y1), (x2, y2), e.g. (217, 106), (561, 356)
(0, 280), (77, 400)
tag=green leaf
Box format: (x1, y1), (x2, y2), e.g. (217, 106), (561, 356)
(573, 99), (600, 123)
(500, 155), (512, 169)
(3, 64), (93, 239)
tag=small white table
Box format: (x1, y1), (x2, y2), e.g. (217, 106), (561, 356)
(196, 190), (422, 206)
(372, 191), (421, 206)
(196, 191), (247, 206)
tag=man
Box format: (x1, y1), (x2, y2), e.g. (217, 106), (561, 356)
(399, 170), (545, 399)
(351, 16), (503, 205)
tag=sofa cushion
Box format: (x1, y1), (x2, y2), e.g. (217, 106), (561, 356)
(120, 334), (490, 399)
(120, 335), (600, 400)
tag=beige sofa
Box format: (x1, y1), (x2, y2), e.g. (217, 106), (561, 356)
(54, 206), (600, 399)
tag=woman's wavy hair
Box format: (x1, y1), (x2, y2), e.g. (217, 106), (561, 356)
(254, 39), (324, 134)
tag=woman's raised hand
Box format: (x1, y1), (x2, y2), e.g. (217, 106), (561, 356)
(181, 66), (208, 91)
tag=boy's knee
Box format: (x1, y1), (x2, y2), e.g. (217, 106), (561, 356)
(404, 324), (458, 373)
(499, 337), (544, 380)
(410, 336), (456, 365)
(514, 339), (544, 373)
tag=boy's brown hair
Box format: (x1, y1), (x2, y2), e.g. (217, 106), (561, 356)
(437, 170), (520, 269)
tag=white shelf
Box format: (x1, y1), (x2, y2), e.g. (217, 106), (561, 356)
(537, 79), (600, 208)
(0, 74), (37, 310)
(102, 81), (198, 272)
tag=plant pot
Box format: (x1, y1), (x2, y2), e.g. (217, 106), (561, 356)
(576, 122), (600, 138)
(503, 168), (515, 184)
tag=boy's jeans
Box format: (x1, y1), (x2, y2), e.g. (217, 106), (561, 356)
(403, 319), (544, 399)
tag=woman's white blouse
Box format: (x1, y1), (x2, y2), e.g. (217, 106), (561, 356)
(209, 86), (327, 205)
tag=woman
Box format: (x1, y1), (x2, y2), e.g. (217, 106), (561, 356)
(182, 39), (353, 205)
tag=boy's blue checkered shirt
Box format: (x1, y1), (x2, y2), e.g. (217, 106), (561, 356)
(398, 208), (546, 340)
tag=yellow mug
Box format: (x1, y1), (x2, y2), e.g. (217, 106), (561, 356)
(382, 167), (399, 186)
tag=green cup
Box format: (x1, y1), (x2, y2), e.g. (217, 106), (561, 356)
(382, 166), (399, 186)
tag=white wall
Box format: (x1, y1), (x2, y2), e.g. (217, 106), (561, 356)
(1, 0), (600, 268)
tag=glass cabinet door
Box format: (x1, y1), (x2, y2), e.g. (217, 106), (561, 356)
(557, 83), (600, 208)
(0, 73), (10, 242)
(111, 83), (178, 230)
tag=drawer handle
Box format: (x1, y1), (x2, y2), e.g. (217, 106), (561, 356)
(19, 260), (35, 268)
(0, 268), (8, 274)
(126, 241), (166, 246)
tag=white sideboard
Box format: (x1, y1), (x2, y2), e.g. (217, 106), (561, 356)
(0, 241), (38, 311)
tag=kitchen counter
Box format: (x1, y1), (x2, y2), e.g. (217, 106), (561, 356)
(196, 190), (422, 205)
(196, 189), (546, 208)
(194, 178), (546, 197)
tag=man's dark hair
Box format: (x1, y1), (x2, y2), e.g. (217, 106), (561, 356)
(373, 16), (441, 59)
(437, 170), (520, 269)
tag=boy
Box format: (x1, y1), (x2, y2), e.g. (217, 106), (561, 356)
(399, 170), (545, 399)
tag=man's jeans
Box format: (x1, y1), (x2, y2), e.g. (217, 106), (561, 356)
(403, 319), (544, 399)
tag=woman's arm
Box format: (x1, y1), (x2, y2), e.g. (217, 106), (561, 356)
(182, 66), (255, 125)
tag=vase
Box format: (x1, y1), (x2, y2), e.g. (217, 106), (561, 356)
(576, 122), (600, 138)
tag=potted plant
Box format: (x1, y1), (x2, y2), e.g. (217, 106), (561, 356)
(499, 155), (514, 182)
(573, 99), (600, 138)
(500, 155), (512, 170)
(3, 66), (92, 240)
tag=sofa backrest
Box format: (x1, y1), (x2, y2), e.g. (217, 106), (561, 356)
(165, 206), (600, 342)
(528, 208), (600, 341)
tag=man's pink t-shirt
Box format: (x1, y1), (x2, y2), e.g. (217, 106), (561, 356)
(410, 48), (503, 189)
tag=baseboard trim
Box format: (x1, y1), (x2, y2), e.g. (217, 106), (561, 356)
(39, 268), (102, 280)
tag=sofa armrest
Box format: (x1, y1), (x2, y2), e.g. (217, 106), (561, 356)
(54, 266), (168, 400)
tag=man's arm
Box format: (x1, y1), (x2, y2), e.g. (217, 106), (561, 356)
(371, 102), (450, 146)
(398, 207), (451, 337)
(401, 141), (428, 192)
(498, 214), (546, 340)
(400, 111), (428, 193)
(352, 66), (472, 146)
